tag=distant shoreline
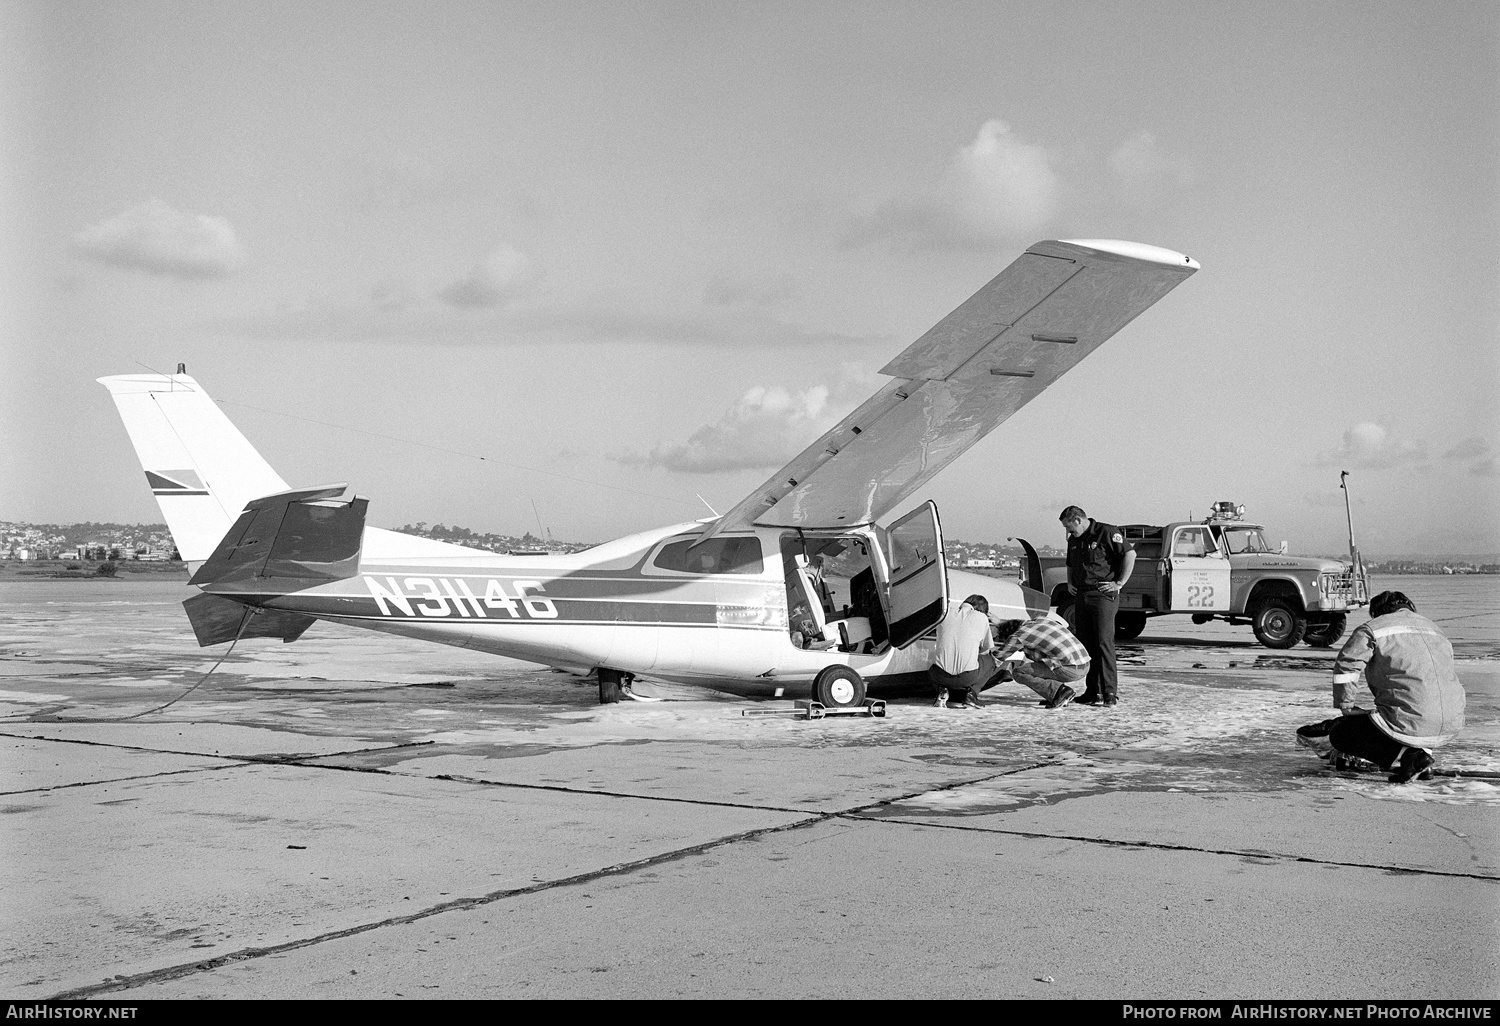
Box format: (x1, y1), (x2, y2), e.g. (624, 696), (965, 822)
(0, 559), (1493, 586)
(0, 561), (190, 582)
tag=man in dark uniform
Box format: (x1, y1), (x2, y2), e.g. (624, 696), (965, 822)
(1060, 505), (1136, 706)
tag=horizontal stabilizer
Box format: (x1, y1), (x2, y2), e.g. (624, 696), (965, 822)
(190, 484), (368, 588)
(182, 592), (316, 647)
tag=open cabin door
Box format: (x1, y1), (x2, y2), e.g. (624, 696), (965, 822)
(880, 500), (949, 648)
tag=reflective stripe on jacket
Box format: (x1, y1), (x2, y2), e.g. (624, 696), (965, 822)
(1332, 610), (1465, 747)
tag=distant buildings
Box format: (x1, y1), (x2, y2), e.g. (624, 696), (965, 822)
(396, 522), (595, 556)
(1367, 559), (1499, 576)
(945, 540), (1035, 573)
(1, 522), (178, 562)
(1, 519), (1492, 574)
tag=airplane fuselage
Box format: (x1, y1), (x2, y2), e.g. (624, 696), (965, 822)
(201, 519), (1044, 699)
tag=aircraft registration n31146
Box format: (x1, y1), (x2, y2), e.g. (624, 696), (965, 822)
(100, 239), (1198, 706)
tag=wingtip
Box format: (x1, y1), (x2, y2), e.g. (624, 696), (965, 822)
(1056, 238), (1200, 270)
(97, 373), (203, 393)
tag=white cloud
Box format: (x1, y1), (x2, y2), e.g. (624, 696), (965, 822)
(439, 245), (535, 308)
(949, 119), (1060, 237)
(635, 384), (836, 474)
(624, 364), (880, 475)
(71, 199), (243, 279)
(844, 119), (1059, 251)
(1106, 131), (1196, 207)
(1316, 422), (1428, 469)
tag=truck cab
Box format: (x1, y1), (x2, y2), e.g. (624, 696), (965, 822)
(1025, 501), (1370, 649)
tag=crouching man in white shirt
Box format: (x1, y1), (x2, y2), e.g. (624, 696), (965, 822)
(929, 594), (998, 710)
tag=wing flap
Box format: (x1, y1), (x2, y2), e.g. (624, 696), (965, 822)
(701, 239), (1197, 538)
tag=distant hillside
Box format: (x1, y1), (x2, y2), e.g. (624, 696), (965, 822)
(1, 520), (176, 560)
(2, 519), (1493, 572)
(395, 522), (597, 554)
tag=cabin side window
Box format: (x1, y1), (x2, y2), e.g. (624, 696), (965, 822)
(651, 536), (764, 575)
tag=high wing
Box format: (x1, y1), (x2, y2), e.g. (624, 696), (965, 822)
(698, 239), (1198, 541)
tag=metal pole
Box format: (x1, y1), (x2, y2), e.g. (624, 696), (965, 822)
(1340, 471), (1356, 562)
(1341, 470), (1370, 602)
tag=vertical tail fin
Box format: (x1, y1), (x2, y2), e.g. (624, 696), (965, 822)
(97, 373), (290, 566)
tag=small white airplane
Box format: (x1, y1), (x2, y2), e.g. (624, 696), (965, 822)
(100, 239), (1198, 707)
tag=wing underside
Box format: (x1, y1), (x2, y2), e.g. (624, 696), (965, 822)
(701, 239), (1198, 538)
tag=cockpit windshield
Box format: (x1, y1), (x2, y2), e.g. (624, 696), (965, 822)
(1222, 528), (1274, 554)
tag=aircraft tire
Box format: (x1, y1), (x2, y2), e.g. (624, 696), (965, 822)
(813, 665), (866, 708)
(598, 668), (625, 704)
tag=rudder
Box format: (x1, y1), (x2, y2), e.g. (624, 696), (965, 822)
(98, 373), (289, 566)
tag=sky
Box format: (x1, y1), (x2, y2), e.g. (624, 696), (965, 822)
(2, 1), (1497, 557)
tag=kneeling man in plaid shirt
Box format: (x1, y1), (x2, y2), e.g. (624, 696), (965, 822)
(992, 615), (1091, 709)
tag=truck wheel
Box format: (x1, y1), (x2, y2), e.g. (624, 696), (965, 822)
(1304, 614), (1348, 648)
(1053, 594), (1077, 634)
(1252, 598), (1306, 649)
(813, 665), (866, 708)
(1115, 612), (1147, 641)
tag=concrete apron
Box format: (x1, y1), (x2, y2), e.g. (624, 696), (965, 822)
(1, 614), (1496, 999)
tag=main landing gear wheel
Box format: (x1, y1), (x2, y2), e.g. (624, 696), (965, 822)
(1252, 598), (1306, 649)
(812, 665), (866, 708)
(598, 668), (627, 704)
(1115, 611), (1147, 641)
(1304, 613), (1348, 648)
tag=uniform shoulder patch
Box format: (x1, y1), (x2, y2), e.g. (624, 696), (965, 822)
(1111, 533), (1123, 543)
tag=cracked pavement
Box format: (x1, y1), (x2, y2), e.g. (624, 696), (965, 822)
(2, 579), (1497, 999)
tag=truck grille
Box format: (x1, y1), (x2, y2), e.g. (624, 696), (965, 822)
(1321, 569), (1370, 607)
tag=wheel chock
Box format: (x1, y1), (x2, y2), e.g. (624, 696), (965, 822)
(740, 702), (822, 719)
(740, 699), (886, 720)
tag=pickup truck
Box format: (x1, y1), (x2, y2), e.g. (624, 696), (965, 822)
(1018, 502), (1370, 649)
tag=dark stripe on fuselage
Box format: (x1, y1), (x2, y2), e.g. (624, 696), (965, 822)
(352, 565), (773, 593)
(269, 593), (753, 627)
(325, 614), (776, 631)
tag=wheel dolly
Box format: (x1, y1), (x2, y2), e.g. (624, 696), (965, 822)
(742, 698), (886, 720)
